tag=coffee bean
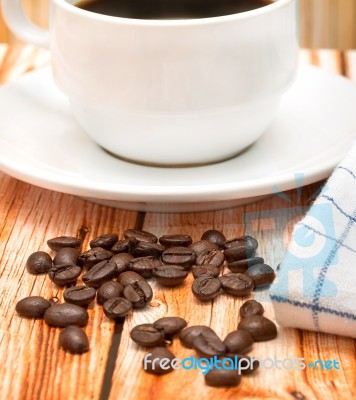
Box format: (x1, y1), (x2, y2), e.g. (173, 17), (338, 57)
(124, 229), (157, 243)
(53, 248), (80, 266)
(111, 253), (133, 274)
(123, 280), (153, 308)
(90, 233), (118, 250)
(130, 324), (165, 347)
(224, 244), (256, 263)
(44, 303), (89, 327)
(63, 286), (96, 306)
(161, 247), (196, 270)
(59, 326), (89, 354)
(132, 242), (165, 258)
(143, 347), (175, 375)
(103, 297), (133, 319)
(153, 317), (187, 338)
(97, 281), (124, 305)
(118, 271), (146, 287)
(195, 249), (225, 268)
(239, 300), (264, 319)
(190, 240), (218, 256)
(223, 330), (254, 354)
(159, 234), (192, 248)
(152, 265), (188, 287)
(111, 238), (138, 254)
(179, 326), (214, 348)
(223, 235), (258, 250)
(48, 264), (82, 285)
(237, 355), (260, 375)
(227, 257), (264, 273)
(82, 260), (117, 288)
(191, 276), (222, 301)
(205, 367), (241, 387)
(192, 264), (220, 279)
(219, 273), (254, 296)
(16, 296), (51, 318)
(245, 264), (275, 287)
(201, 229), (226, 248)
(129, 256), (162, 278)
(238, 315), (277, 341)
(26, 251), (53, 274)
(192, 329), (226, 357)
(79, 247), (113, 269)
(47, 236), (81, 252)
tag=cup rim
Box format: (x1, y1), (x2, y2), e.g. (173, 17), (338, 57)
(54, 0), (295, 26)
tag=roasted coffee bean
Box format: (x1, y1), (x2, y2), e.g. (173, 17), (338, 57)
(53, 248), (79, 266)
(118, 271), (146, 287)
(111, 238), (138, 254)
(195, 249), (225, 267)
(63, 286), (96, 306)
(192, 329), (226, 357)
(192, 264), (220, 279)
(223, 330), (254, 354)
(224, 244), (256, 263)
(79, 247), (113, 269)
(90, 233), (118, 250)
(201, 229), (226, 248)
(245, 263), (275, 287)
(130, 324), (165, 347)
(26, 251), (52, 274)
(110, 253), (133, 274)
(48, 264), (81, 285)
(227, 257), (264, 273)
(129, 256), (162, 278)
(44, 303), (89, 327)
(132, 242), (165, 258)
(153, 317), (187, 338)
(238, 315), (277, 341)
(97, 281), (124, 305)
(152, 265), (188, 287)
(240, 299), (264, 319)
(161, 247), (196, 270)
(159, 234), (192, 248)
(123, 280), (153, 308)
(59, 326), (89, 354)
(124, 229), (157, 243)
(190, 240), (218, 257)
(191, 276), (222, 301)
(219, 273), (254, 296)
(143, 346), (175, 375)
(179, 326), (215, 348)
(238, 355), (260, 375)
(223, 235), (258, 250)
(16, 296), (51, 318)
(82, 260), (117, 288)
(103, 297), (133, 319)
(47, 236), (81, 252)
(205, 367), (241, 387)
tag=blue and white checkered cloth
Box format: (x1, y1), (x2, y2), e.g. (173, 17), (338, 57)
(270, 144), (356, 338)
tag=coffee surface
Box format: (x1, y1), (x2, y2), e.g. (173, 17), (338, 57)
(76, 0), (274, 20)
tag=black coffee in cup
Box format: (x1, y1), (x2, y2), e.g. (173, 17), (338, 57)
(76, 0), (274, 20)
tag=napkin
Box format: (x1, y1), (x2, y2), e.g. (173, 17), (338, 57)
(270, 143), (356, 338)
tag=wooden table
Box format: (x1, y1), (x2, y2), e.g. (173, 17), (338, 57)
(0, 45), (355, 400)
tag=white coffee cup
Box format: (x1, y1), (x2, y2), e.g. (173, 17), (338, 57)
(2, 0), (298, 166)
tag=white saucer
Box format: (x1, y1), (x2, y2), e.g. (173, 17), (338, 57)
(0, 65), (355, 212)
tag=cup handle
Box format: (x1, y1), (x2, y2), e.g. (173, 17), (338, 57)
(1, 0), (50, 49)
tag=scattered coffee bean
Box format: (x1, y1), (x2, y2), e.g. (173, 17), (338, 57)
(223, 235), (258, 251)
(97, 281), (124, 305)
(192, 329), (226, 357)
(130, 324), (165, 347)
(161, 246), (196, 270)
(82, 260), (117, 288)
(118, 271), (146, 287)
(219, 273), (254, 296)
(205, 367), (241, 387)
(201, 229), (226, 248)
(223, 330), (254, 354)
(190, 240), (218, 257)
(153, 317), (187, 338)
(129, 256), (162, 278)
(239, 300), (264, 319)
(16, 296), (51, 318)
(103, 297), (133, 319)
(79, 247), (113, 269)
(26, 251), (53, 274)
(48, 264), (82, 285)
(111, 253), (133, 274)
(59, 326), (89, 354)
(143, 347), (175, 375)
(238, 315), (277, 341)
(245, 263), (275, 287)
(111, 238), (137, 254)
(152, 265), (188, 287)
(44, 303), (89, 327)
(47, 236), (81, 252)
(179, 326), (215, 348)
(123, 280), (153, 308)
(63, 286), (96, 307)
(192, 264), (220, 279)
(159, 234), (192, 248)
(227, 257), (264, 273)
(191, 276), (222, 301)
(90, 233), (118, 250)
(132, 242), (165, 258)
(224, 244), (256, 263)
(237, 355), (260, 375)
(124, 229), (157, 243)
(53, 248), (79, 266)
(195, 249), (225, 268)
